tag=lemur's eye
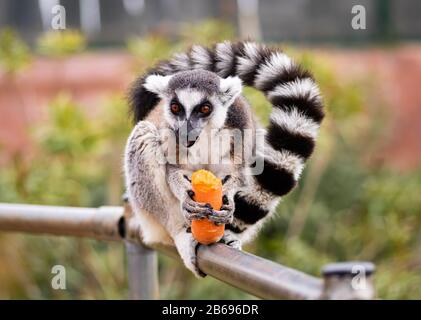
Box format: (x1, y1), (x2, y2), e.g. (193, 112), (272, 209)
(170, 102), (181, 114)
(199, 104), (212, 115)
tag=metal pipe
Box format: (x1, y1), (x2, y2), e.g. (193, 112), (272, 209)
(197, 243), (322, 299)
(0, 203), (123, 241)
(0, 203), (374, 300)
(125, 241), (159, 300)
(122, 201), (160, 300)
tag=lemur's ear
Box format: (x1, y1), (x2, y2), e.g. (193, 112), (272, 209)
(143, 74), (172, 97)
(219, 76), (242, 106)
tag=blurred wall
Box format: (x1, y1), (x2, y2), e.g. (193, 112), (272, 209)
(260, 0), (379, 42)
(0, 0), (236, 45)
(0, 0), (421, 45)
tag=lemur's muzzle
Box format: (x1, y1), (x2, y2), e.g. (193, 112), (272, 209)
(176, 120), (201, 148)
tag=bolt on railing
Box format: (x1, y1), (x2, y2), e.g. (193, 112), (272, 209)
(0, 203), (375, 300)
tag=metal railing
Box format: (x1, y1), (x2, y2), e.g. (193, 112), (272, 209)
(0, 202), (376, 300)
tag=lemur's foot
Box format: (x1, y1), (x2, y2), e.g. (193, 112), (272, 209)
(174, 231), (206, 278)
(182, 190), (212, 223)
(207, 195), (235, 226)
(219, 230), (242, 250)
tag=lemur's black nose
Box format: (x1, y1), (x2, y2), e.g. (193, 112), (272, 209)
(186, 127), (201, 147)
(177, 120), (200, 148)
(186, 140), (196, 148)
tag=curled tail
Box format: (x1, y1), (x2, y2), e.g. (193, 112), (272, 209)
(129, 41), (324, 234)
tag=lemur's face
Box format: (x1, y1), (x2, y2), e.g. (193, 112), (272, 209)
(165, 88), (219, 147)
(144, 70), (242, 148)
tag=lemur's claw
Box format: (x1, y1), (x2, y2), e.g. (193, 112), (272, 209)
(182, 191), (210, 223)
(207, 195), (235, 225)
(220, 231), (242, 250)
(222, 195), (229, 204)
(208, 209), (234, 225)
(222, 175), (231, 185)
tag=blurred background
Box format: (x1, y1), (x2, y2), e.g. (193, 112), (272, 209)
(0, 0), (420, 299)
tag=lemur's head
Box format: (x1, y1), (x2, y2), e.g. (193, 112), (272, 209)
(144, 69), (242, 147)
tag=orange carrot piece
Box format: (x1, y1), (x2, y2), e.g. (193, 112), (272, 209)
(191, 170), (225, 245)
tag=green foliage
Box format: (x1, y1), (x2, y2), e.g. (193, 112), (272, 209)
(127, 19), (234, 73)
(0, 21), (420, 299)
(127, 35), (174, 72)
(0, 28), (31, 73)
(37, 94), (100, 157)
(37, 30), (86, 57)
(179, 19), (235, 46)
(0, 94), (102, 206)
(0, 92), (131, 298)
(243, 87), (272, 125)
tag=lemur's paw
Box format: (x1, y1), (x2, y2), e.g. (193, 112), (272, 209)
(174, 231), (206, 278)
(207, 194), (235, 225)
(182, 190), (212, 223)
(220, 231), (242, 250)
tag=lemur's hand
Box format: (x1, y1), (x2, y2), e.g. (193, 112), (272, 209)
(207, 194), (235, 225)
(182, 190), (212, 224)
(174, 231), (206, 278)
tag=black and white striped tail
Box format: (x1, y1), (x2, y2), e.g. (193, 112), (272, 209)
(129, 41), (324, 233)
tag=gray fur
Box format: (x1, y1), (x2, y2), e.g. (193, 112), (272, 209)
(168, 70), (220, 95)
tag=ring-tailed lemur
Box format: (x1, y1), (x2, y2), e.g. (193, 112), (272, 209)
(124, 41), (324, 277)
